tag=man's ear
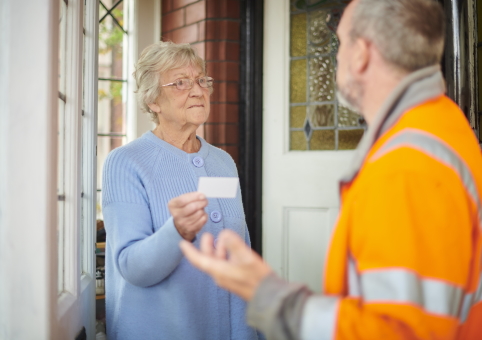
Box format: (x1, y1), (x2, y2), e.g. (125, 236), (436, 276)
(147, 103), (160, 114)
(351, 38), (370, 76)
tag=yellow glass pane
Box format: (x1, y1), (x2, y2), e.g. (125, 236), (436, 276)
(309, 105), (334, 127)
(338, 129), (364, 150)
(291, 131), (307, 150)
(310, 130), (335, 150)
(478, 50), (482, 109)
(291, 59), (307, 103)
(291, 13), (307, 57)
(291, 106), (306, 128)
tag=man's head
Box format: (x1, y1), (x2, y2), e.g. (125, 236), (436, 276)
(336, 0), (445, 115)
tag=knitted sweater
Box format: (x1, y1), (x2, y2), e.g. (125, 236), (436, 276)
(102, 131), (259, 340)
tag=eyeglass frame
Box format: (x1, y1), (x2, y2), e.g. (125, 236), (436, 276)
(160, 76), (214, 91)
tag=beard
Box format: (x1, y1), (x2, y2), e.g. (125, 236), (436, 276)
(336, 74), (363, 114)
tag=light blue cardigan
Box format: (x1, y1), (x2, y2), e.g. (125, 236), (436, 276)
(102, 131), (259, 340)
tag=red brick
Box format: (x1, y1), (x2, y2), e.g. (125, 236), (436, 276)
(162, 0), (173, 14)
(226, 42), (239, 61)
(208, 103), (239, 123)
(226, 21), (240, 40)
(186, 1), (206, 24)
(226, 83), (238, 102)
(206, 61), (224, 81)
(204, 123), (238, 145)
(227, 0), (240, 19)
(192, 42), (205, 59)
(162, 8), (184, 33)
(225, 62), (239, 81)
(206, 0), (239, 19)
(162, 31), (173, 42)
(198, 21), (206, 40)
(172, 0), (199, 10)
(205, 20), (218, 40)
(210, 81), (226, 102)
(206, 41), (226, 60)
(171, 24), (198, 44)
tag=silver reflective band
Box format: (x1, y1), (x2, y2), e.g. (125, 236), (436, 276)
(371, 128), (482, 229)
(362, 269), (464, 317)
(348, 258), (361, 298)
(301, 296), (339, 340)
(460, 273), (482, 322)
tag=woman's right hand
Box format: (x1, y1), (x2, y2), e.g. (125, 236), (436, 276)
(168, 192), (209, 241)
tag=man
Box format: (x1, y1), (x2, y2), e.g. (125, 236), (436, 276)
(180, 0), (482, 339)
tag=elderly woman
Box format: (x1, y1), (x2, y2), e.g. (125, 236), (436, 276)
(102, 41), (259, 340)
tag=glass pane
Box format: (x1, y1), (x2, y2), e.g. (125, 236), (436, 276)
(97, 135), (126, 191)
(97, 190), (104, 221)
(98, 80), (126, 134)
(57, 0), (67, 294)
(99, 2), (108, 19)
(290, 106), (306, 128)
(309, 104), (334, 127)
(308, 9), (332, 55)
(338, 105), (361, 127)
(310, 130), (335, 150)
(111, 1), (124, 30)
(309, 56), (335, 102)
(338, 129), (364, 150)
(291, 13), (307, 57)
(99, 13), (125, 79)
(290, 59), (307, 103)
(290, 131), (307, 150)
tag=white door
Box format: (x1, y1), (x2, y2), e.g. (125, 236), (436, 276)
(263, 0), (364, 293)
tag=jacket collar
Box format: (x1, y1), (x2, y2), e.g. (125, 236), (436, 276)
(340, 65), (446, 185)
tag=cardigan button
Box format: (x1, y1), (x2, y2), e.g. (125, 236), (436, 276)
(192, 156), (204, 167)
(210, 210), (222, 223)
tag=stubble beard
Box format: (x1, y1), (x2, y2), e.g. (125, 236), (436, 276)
(336, 74), (363, 115)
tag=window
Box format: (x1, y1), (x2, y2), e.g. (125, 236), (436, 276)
(97, 0), (133, 220)
(289, 0), (365, 151)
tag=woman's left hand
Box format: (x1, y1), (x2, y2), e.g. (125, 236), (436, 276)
(168, 192), (208, 241)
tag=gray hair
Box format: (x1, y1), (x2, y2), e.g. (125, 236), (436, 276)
(133, 41), (206, 124)
(350, 0), (445, 73)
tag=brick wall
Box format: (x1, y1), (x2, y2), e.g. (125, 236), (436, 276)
(161, 0), (241, 163)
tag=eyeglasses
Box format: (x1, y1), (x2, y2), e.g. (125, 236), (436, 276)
(161, 76), (214, 91)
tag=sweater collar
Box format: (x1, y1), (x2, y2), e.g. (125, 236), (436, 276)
(143, 130), (210, 161)
(340, 65), (446, 185)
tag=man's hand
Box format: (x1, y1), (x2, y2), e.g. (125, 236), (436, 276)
(180, 230), (273, 301)
(168, 192), (208, 241)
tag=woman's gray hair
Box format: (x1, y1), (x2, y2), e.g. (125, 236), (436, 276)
(350, 0), (445, 73)
(133, 41), (206, 124)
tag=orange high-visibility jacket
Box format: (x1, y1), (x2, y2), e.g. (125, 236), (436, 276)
(246, 66), (482, 340)
(319, 71), (482, 339)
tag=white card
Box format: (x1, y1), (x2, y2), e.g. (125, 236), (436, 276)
(197, 177), (239, 198)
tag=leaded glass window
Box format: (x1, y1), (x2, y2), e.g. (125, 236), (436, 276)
(289, 0), (366, 151)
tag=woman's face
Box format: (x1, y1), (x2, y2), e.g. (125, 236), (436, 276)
(149, 64), (210, 129)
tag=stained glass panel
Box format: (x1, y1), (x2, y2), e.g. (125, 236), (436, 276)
(289, 0), (365, 150)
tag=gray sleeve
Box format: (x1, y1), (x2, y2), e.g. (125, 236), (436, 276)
(246, 273), (313, 340)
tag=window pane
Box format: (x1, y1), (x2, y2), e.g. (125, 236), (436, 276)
(290, 106), (306, 128)
(309, 104), (334, 127)
(338, 129), (364, 150)
(98, 80), (126, 134)
(310, 130), (335, 150)
(99, 8), (125, 79)
(57, 0), (67, 294)
(97, 135), (126, 191)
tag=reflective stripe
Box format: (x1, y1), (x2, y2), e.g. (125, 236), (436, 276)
(361, 269), (463, 317)
(348, 258), (361, 298)
(371, 128), (482, 229)
(461, 273), (482, 322)
(300, 296), (339, 340)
